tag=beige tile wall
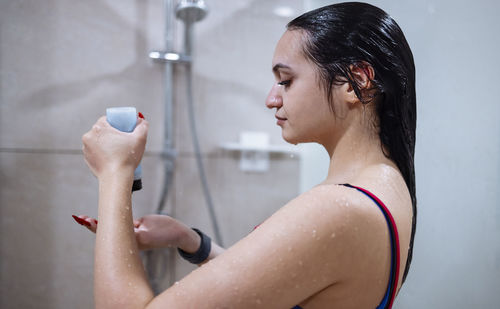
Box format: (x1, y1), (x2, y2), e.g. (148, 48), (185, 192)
(0, 0), (302, 307)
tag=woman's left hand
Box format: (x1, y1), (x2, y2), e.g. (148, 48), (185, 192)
(82, 116), (148, 179)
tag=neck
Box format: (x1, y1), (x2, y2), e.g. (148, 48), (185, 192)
(321, 119), (392, 185)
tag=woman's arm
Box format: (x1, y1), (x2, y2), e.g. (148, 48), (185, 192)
(136, 216), (226, 264)
(74, 214), (226, 264)
(83, 116), (155, 308)
(94, 170), (153, 308)
(82, 117), (361, 308)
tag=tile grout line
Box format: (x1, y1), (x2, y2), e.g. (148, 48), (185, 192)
(0, 148), (299, 160)
(0, 148), (223, 158)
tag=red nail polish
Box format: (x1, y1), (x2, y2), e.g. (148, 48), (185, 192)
(72, 215), (82, 225)
(138, 112), (145, 119)
(72, 215), (91, 227)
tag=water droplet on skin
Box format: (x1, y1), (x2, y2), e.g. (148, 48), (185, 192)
(128, 282), (132, 286)
(175, 281), (180, 285)
(129, 249), (134, 254)
(330, 233), (336, 238)
(298, 260), (303, 266)
(287, 246), (292, 252)
(256, 299), (262, 305)
(291, 273), (297, 278)
(295, 284), (300, 288)
(128, 264), (131, 268)
(312, 230), (317, 237)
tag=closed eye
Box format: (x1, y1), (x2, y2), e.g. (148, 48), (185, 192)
(278, 80), (291, 87)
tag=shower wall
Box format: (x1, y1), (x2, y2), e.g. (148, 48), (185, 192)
(0, 0), (302, 308)
(304, 0), (500, 308)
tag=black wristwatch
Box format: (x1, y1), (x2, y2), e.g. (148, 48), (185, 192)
(177, 228), (212, 264)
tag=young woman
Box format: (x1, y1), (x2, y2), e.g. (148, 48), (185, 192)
(77, 2), (416, 308)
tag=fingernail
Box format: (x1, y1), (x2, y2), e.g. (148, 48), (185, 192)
(138, 112), (145, 119)
(72, 215), (91, 227)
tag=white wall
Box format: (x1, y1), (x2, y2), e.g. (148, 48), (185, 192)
(302, 0), (500, 308)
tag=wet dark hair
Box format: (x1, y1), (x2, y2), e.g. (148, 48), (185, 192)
(288, 2), (416, 284)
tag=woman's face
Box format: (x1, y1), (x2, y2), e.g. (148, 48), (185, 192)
(266, 30), (347, 145)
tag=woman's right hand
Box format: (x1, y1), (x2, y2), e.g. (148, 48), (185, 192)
(72, 214), (201, 252)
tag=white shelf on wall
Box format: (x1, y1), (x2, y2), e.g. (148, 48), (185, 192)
(220, 142), (297, 154)
(220, 131), (299, 172)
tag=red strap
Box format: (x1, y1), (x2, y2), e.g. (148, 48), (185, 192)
(348, 185), (400, 308)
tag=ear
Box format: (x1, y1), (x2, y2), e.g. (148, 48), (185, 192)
(350, 62), (375, 90)
(345, 62), (376, 105)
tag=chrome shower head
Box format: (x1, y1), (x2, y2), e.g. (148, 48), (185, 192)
(175, 0), (208, 23)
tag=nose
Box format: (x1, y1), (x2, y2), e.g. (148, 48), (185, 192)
(265, 84), (283, 109)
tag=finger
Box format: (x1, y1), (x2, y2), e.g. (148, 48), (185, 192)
(72, 215), (91, 228)
(133, 118), (149, 138)
(96, 115), (108, 126)
(72, 215), (98, 233)
(86, 217), (98, 233)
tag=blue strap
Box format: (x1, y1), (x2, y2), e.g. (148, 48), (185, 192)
(342, 184), (396, 309)
(292, 184), (397, 309)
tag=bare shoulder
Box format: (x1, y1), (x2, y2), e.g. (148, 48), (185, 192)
(278, 183), (387, 226)
(352, 163), (413, 244)
(350, 163), (414, 291)
(354, 163), (412, 207)
(147, 183), (398, 308)
(259, 183), (390, 277)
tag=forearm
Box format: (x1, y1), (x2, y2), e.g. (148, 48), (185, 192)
(94, 169), (154, 308)
(177, 228), (226, 266)
(203, 241), (225, 264)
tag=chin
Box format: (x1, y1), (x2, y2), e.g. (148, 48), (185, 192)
(281, 131), (305, 145)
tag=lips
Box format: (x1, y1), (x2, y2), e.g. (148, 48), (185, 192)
(275, 115), (287, 126)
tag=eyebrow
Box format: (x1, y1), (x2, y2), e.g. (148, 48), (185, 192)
(272, 63), (292, 73)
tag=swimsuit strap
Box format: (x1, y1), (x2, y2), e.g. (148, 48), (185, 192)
(291, 184), (401, 309)
(341, 184), (400, 309)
